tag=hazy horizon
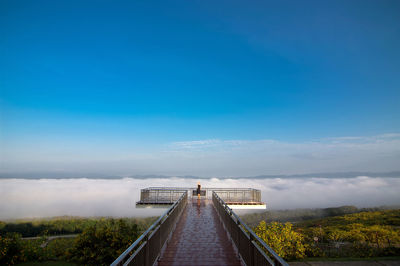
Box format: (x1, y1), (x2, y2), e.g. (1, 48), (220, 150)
(2, 133), (400, 177)
(1, 170), (400, 180)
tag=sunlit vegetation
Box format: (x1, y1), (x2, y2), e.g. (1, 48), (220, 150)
(241, 205), (396, 227)
(250, 209), (400, 260)
(254, 221), (307, 259)
(2, 209), (400, 264)
(0, 217), (157, 265)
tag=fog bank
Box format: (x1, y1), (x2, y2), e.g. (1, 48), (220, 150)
(1, 176), (400, 220)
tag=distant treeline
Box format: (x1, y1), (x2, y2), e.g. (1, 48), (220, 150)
(0, 216), (157, 238)
(241, 205), (400, 227)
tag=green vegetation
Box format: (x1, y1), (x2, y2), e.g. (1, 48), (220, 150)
(254, 221), (307, 259)
(241, 205), (396, 227)
(249, 209), (400, 261)
(0, 216), (156, 237)
(68, 219), (139, 265)
(3, 207), (400, 264)
(0, 216), (157, 265)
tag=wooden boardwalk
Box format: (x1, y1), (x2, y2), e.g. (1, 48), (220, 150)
(157, 199), (242, 266)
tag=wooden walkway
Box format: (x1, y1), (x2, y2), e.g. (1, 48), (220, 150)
(157, 199), (242, 266)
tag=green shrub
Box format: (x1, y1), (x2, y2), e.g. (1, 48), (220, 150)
(0, 233), (24, 265)
(68, 219), (140, 265)
(254, 221), (307, 260)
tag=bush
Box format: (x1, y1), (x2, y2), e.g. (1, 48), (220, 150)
(0, 233), (24, 265)
(254, 221), (307, 260)
(68, 219), (140, 265)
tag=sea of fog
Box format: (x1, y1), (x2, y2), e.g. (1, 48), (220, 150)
(1, 176), (400, 220)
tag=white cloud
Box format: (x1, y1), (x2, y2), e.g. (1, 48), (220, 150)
(1, 176), (399, 220)
(170, 139), (221, 149)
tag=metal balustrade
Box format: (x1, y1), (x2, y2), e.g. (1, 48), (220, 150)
(111, 192), (187, 266)
(212, 191), (289, 266)
(212, 189), (261, 204)
(138, 188), (187, 204)
(137, 187), (263, 205)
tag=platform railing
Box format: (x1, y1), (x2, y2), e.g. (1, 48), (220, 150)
(212, 189), (261, 203)
(138, 187), (262, 203)
(111, 191), (187, 266)
(212, 191), (289, 266)
(138, 188), (187, 204)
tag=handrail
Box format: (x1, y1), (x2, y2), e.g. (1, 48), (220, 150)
(212, 191), (289, 266)
(139, 187), (262, 203)
(111, 191), (187, 266)
(146, 187), (260, 190)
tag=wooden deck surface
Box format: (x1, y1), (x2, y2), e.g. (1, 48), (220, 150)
(157, 199), (242, 266)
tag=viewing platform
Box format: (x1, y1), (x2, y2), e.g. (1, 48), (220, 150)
(112, 186), (287, 266)
(136, 187), (267, 209)
(157, 199), (241, 266)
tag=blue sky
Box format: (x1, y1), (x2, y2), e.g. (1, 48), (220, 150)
(1, 0), (400, 176)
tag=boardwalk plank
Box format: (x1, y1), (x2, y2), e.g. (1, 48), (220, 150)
(157, 199), (242, 266)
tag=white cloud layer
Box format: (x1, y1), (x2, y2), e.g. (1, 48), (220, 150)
(1, 176), (399, 220)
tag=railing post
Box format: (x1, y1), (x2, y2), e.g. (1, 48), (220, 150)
(249, 232), (255, 266)
(144, 234), (149, 266)
(236, 218), (240, 253)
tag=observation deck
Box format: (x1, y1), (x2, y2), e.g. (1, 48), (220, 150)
(112, 187), (287, 266)
(136, 187), (266, 209)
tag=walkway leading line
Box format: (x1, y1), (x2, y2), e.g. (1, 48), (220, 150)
(157, 199), (242, 266)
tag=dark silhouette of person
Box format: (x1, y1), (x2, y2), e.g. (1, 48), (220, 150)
(196, 183), (201, 198)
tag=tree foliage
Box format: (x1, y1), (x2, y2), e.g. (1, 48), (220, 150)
(254, 221), (307, 260)
(0, 233), (24, 265)
(68, 219), (140, 265)
(0, 217), (146, 265)
(251, 210), (400, 260)
(0, 216), (156, 238)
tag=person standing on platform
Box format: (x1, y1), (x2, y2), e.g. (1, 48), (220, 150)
(196, 182), (201, 200)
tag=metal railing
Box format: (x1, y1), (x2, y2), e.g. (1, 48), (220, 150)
(138, 188), (187, 204)
(212, 191), (288, 266)
(137, 187), (262, 204)
(111, 192), (187, 266)
(212, 189), (261, 203)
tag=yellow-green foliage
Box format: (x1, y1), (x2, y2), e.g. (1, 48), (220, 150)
(251, 210), (400, 260)
(298, 210), (400, 246)
(254, 221), (307, 260)
(298, 210), (400, 228)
